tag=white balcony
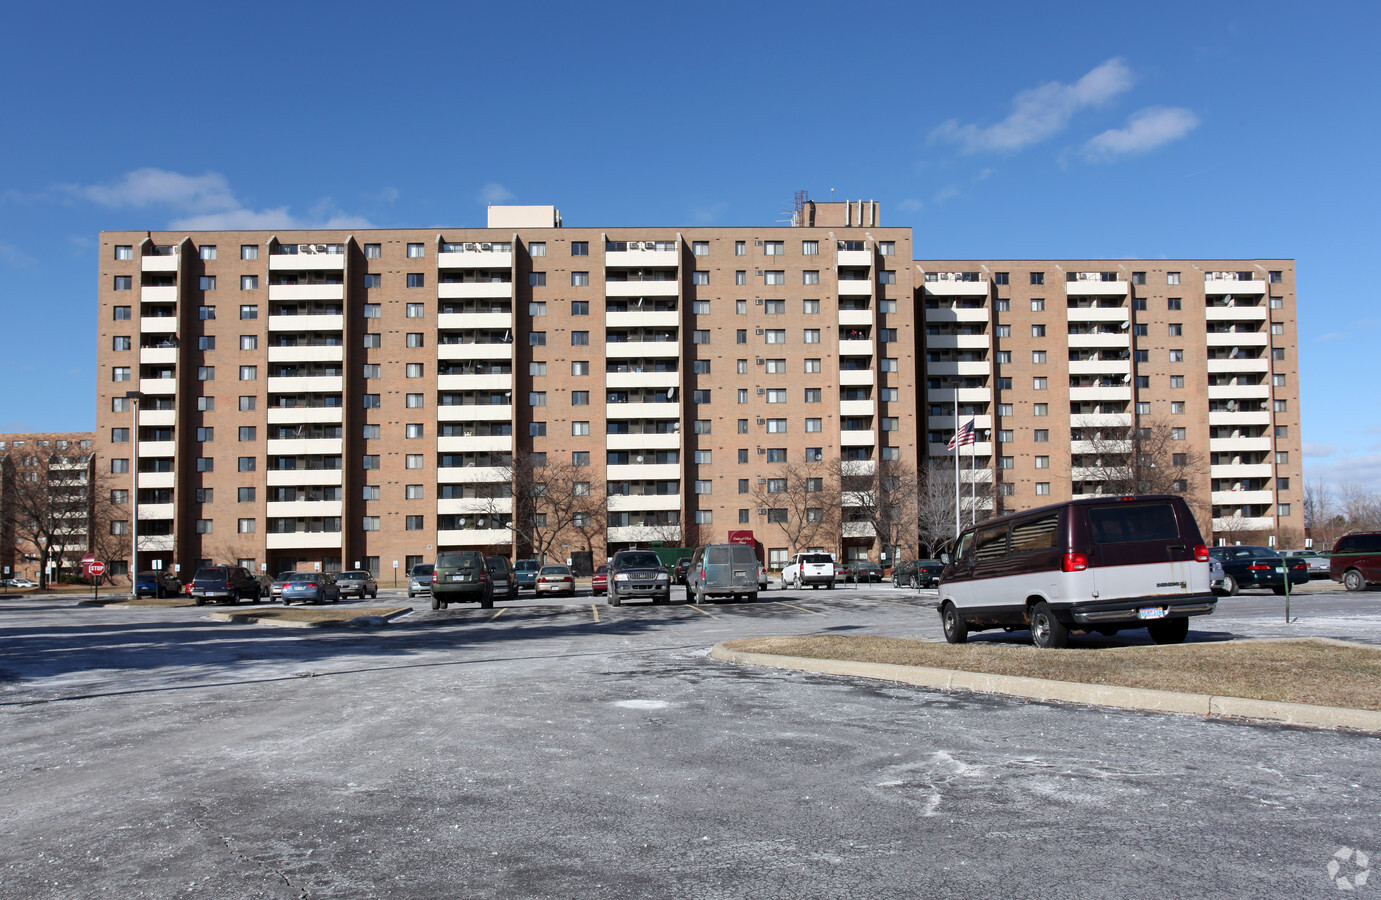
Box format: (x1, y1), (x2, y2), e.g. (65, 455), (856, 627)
(1205, 305), (1267, 321)
(267, 406), (344, 425)
(1069, 386), (1133, 402)
(266, 500), (344, 518)
(266, 375), (343, 394)
(268, 252), (345, 272)
(141, 255), (179, 273)
(961, 468), (994, 484)
(607, 494), (682, 512)
(1207, 383), (1270, 400)
(840, 429), (875, 447)
(606, 309), (679, 329)
(136, 503), (174, 521)
(839, 399), (876, 417)
(437, 529), (512, 547)
(437, 343), (513, 362)
(1206, 358), (1269, 374)
(924, 334), (990, 350)
(925, 306), (989, 323)
(838, 309), (874, 328)
(605, 341), (679, 358)
(1067, 333), (1131, 349)
(1203, 277), (1266, 296)
(605, 370), (679, 389)
(140, 284), (178, 304)
(138, 378), (177, 396)
(138, 534), (175, 552)
(926, 387), (990, 404)
(928, 414), (995, 432)
(438, 282), (514, 300)
(841, 460), (877, 477)
(437, 249), (513, 270)
(267, 438), (343, 456)
(266, 531), (343, 550)
(139, 409), (177, 428)
(268, 345), (344, 364)
(437, 404), (513, 422)
(605, 248), (679, 268)
(928, 441), (993, 457)
(267, 284), (344, 302)
(139, 316), (177, 333)
(1206, 332), (1268, 348)
(608, 524), (681, 544)
(437, 466), (509, 484)
(266, 469), (344, 487)
(606, 463), (680, 481)
(840, 369), (875, 387)
(1068, 359), (1131, 376)
(1212, 490), (1275, 506)
(922, 279), (988, 298)
(137, 472), (175, 489)
(1065, 306), (1130, 323)
(437, 312), (512, 331)
(437, 497), (513, 516)
(1071, 439), (1132, 454)
(1212, 516), (1274, 533)
(837, 250), (872, 267)
(436, 372), (513, 392)
(839, 339), (875, 356)
(138, 440), (176, 458)
(1210, 463), (1274, 479)
(139, 347), (177, 365)
(838, 280), (872, 297)
(606, 432), (680, 451)
(605, 280), (679, 298)
(1070, 413), (1132, 428)
(268, 314), (344, 332)
(608, 401), (680, 420)
(1065, 280), (1129, 297)
(1209, 437), (1273, 453)
(437, 435), (511, 453)
(925, 360), (991, 378)
(1208, 411), (1272, 427)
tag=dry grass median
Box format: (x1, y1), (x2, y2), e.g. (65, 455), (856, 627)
(723, 635), (1381, 711)
(210, 606), (411, 626)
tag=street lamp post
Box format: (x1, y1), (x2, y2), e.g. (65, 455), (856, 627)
(125, 390), (142, 599)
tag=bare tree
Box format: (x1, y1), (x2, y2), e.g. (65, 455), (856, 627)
(1337, 481), (1381, 533)
(488, 449), (593, 563)
(837, 457), (920, 563)
(917, 459), (996, 556)
(2, 445), (104, 588)
(750, 457), (839, 554)
(1071, 416), (1206, 511)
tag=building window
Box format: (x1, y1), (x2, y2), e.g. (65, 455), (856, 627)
(572, 421), (590, 436)
(690, 271), (709, 286)
(197, 366), (214, 381)
(803, 329), (821, 344)
(406, 243), (424, 258)
(1168, 323), (1183, 337)
(1167, 272), (1180, 285)
(1170, 375), (1185, 388)
(1035, 456), (1050, 469)
(364, 274), (381, 289)
(364, 303), (381, 318)
(239, 365), (257, 380)
(239, 275), (259, 291)
(766, 419), (787, 433)
(1030, 272), (1045, 285)
(879, 270), (896, 285)
(406, 393), (424, 408)
(569, 241), (588, 256)
(694, 480), (713, 494)
(1168, 298), (1182, 311)
(572, 271), (590, 286)
(567, 331), (587, 346)
(572, 360), (589, 375)
(734, 241), (746, 255)
(1035, 483), (1051, 496)
(113, 275), (133, 292)
(195, 457), (213, 473)
(1032, 377), (1046, 390)
(112, 336), (131, 351)
(1172, 428), (1187, 441)
(113, 305), (132, 320)
(999, 456), (1014, 469)
(573, 451), (590, 467)
(765, 271), (785, 285)
(529, 332), (546, 346)
(198, 276), (216, 292)
(405, 454), (424, 469)
(879, 241), (895, 256)
(692, 241), (709, 256)
(362, 394), (380, 408)
(764, 241), (784, 256)
(694, 420), (712, 435)
(529, 272), (546, 287)
(530, 422), (547, 437)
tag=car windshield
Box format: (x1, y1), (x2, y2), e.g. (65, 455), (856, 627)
(437, 553), (480, 567)
(541, 566), (571, 576)
(615, 552), (662, 567)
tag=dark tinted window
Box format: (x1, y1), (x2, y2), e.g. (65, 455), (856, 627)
(615, 552), (662, 567)
(974, 526), (1008, 560)
(732, 545), (757, 565)
(193, 567), (226, 580)
(411, 564), (433, 576)
(800, 553), (832, 564)
(707, 546), (731, 565)
(1010, 514), (1059, 554)
(1087, 503), (1179, 544)
(436, 552), (482, 567)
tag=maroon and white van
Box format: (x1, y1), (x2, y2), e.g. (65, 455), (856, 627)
(937, 495), (1215, 648)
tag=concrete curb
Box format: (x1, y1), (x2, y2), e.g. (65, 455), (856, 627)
(709, 643), (1381, 734)
(208, 608), (412, 628)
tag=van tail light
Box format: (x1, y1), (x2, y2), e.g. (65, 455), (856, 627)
(1061, 552), (1088, 572)
(1193, 544), (1209, 562)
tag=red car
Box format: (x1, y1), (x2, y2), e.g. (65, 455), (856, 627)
(591, 565), (608, 595)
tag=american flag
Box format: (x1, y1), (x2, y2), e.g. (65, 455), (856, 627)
(947, 418), (976, 451)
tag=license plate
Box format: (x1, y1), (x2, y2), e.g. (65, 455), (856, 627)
(733, 570), (747, 577)
(1274, 567), (1285, 573)
(1138, 607), (1167, 620)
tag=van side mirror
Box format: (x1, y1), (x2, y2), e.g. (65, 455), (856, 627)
(939, 552), (951, 565)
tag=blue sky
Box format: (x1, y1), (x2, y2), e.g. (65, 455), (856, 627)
(2, 1), (1377, 497)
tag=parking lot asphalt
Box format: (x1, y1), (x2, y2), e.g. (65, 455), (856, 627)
(2, 582), (1379, 898)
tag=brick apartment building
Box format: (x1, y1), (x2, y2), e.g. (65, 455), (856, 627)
(0, 432), (96, 582)
(93, 198), (1300, 578)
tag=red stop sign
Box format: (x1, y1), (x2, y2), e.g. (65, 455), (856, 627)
(88, 561), (106, 576)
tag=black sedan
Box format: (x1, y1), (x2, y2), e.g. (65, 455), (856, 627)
(1207, 546), (1309, 595)
(891, 559), (944, 589)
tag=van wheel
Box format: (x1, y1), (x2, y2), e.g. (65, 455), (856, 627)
(747, 591), (758, 603)
(1147, 617), (1189, 645)
(1343, 569), (1365, 592)
(941, 603), (969, 644)
(1030, 602), (1069, 649)
(1221, 574), (1239, 596)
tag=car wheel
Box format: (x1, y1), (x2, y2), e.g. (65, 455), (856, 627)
(608, 592), (621, 607)
(1030, 602), (1069, 649)
(408, 590), (415, 599)
(1096, 626), (1120, 637)
(371, 589), (377, 599)
(481, 593), (493, 610)
(194, 597), (206, 606)
(941, 602), (968, 644)
(1222, 574), (1239, 596)
(1272, 586), (1287, 596)
(1147, 617), (1189, 645)
(1343, 569), (1365, 592)
(908, 575), (918, 589)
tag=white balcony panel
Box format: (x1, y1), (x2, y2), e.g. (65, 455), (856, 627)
(604, 280), (679, 298)
(841, 429), (876, 447)
(267, 500), (344, 518)
(266, 531), (343, 550)
(606, 310), (679, 329)
(1209, 437), (1273, 453)
(924, 334), (990, 350)
(437, 435), (511, 453)
(925, 361), (991, 378)
(1208, 411), (1273, 427)
(436, 311), (513, 331)
(604, 341), (679, 358)
(841, 460), (878, 477)
(139, 347), (177, 365)
(437, 404), (513, 422)
(608, 401), (680, 420)
(268, 253), (345, 272)
(137, 378), (177, 396)
(138, 534), (175, 552)
(606, 433), (680, 451)
(139, 409), (177, 428)
(1068, 386), (1133, 402)
(1212, 490), (1275, 506)
(839, 399), (876, 417)
(137, 472), (175, 489)
(961, 468), (995, 484)
(606, 248), (679, 268)
(1068, 359), (1131, 376)
(1205, 305), (1267, 321)
(141, 255), (179, 273)
(1212, 516), (1275, 533)
(140, 286), (179, 308)
(267, 345), (344, 364)
(1204, 278), (1266, 296)
(922, 281), (988, 298)
(266, 407), (344, 427)
(437, 466), (509, 484)
(607, 525), (682, 544)
(838, 280), (872, 297)
(605, 371), (679, 389)
(607, 494), (681, 512)
(267, 284), (344, 302)
(837, 250), (872, 267)
(925, 306), (990, 323)
(139, 316), (178, 333)
(1070, 413), (1132, 428)
(267, 438), (343, 456)
(1211, 463), (1274, 479)
(436, 371), (513, 392)
(266, 469), (344, 487)
(840, 369), (875, 387)
(437, 343), (513, 362)
(1065, 281), (1129, 297)
(926, 387), (989, 404)
(268, 314), (344, 332)
(437, 250), (513, 270)
(437, 497), (513, 516)
(1206, 358), (1269, 374)
(838, 309), (874, 328)
(1205, 332), (1268, 347)
(1065, 306), (1130, 323)
(928, 441), (993, 457)
(136, 504), (175, 521)
(138, 440), (176, 458)
(436, 529), (512, 547)
(1067, 333), (1131, 349)
(1071, 440), (1132, 454)
(839, 339), (875, 357)
(606, 463), (680, 481)
(266, 375), (343, 394)
(437, 282), (514, 300)
(842, 521), (878, 538)
(927, 414), (995, 432)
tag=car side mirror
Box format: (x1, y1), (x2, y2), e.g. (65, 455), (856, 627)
(939, 552), (951, 565)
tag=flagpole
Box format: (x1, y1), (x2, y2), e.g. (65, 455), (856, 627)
(970, 439), (976, 526)
(953, 384), (960, 539)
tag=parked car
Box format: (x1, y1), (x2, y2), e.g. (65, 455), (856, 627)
(606, 549), (671, 606)
(758, 564), (769, 591)
(3, 577), (37, 588)
(1281, 548), (1330, 580)
(1207, 546), (1309, 596)
(591, 565), (609, 595)
(271, 571), (296, 600)
(336, 570), (379, 599)
(781, 552), (836, 590)
(279, 572), (341, 605)
(253, 574), (273, 599)
(939, 495), (1216, 648)
(892, 559), (945, 589)
(485, 556), (518, 601)
(1209, 556), (1227, 595)
(514, 559), (542, 591)
(189, 565), (262, 606)
(674, 556), (693, 584)
(136, 570), (183, 598)
(1330, 532), (1381, 592)
(840, 561), (884, 584)
(685, 543), (759, 603)
(535, 564), (576, 596)
(432, 550), (492, 610)
(407, 563), (433, 599)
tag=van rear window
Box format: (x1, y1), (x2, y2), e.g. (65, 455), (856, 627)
(707, 546), (731, 565)
(1087, 503), (1179, 544)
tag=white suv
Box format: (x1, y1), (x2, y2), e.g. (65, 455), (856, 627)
(781, 552), (836, 590)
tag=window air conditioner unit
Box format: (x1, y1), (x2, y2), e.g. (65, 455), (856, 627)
(755, 240), (763, 246)
(756, 388), (765, 395)
(758, 508), (767, 515)
(757, 448), (766, 455)
(755, 327), (763, 335)
(754, 298), (764, 305)
(481, 243), (492, 251)
(758, 478), (766, 484)
(755, 268), (762, 276)
(756, 418), (765, 425)
(313, 244), (327, 253)
(755, 358), (764, 365)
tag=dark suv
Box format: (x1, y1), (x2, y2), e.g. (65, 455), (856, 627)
(607, 549), (671, 606)
(136, 570), (183, 598)
(189, 565), (261, 605)
(431, 551), (493, 610)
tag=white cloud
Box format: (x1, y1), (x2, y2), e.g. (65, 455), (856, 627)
(896, 198), (924, 213)
(1305, 454), (1381, 496)
(0, 241), (36, 268)
(932, 185), (962, 204)
(1080, 106), (1200, 162)
(478, 183), (515, 204)
(930, 58), (1134, 153)
(691, 201), (729, 224)
(1303, 443), (1339, 457)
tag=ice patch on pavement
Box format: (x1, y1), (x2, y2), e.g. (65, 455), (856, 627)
(614, 699), (670, 710)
